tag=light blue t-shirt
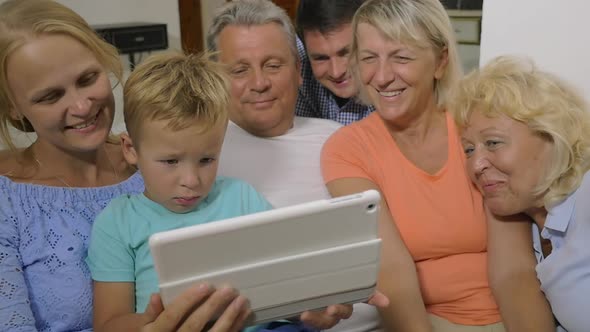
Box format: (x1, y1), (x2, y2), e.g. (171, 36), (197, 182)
(86, 176), (273, 313)
(532, 171), (590, 332)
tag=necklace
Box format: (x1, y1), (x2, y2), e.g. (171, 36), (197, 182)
(31, 145), (125, 221)
(32, 145), (120, 189)
(1, 145), (125, 219)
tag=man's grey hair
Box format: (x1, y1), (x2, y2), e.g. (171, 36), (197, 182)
(206, 0), (298, 60)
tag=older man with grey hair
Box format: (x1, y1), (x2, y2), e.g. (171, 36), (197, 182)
(209, 1), (387, 331)
(210, 0), (342, 210)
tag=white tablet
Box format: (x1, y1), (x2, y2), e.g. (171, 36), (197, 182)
(149, 190), (381, 326)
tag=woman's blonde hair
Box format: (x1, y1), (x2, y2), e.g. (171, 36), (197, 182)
(452, 55), (590, 208)
(0, 0), (122, 151)
(123, 51), (229, 144)
(350, 0), (462, 107)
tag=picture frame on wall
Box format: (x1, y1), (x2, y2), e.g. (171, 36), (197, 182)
(441, 0), (483, 10)
(450, 16), (481, 45)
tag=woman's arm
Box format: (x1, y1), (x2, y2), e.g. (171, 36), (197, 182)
(93, 281), (250, 332)
(326, 178), (432, 332)
(486, 209), (555, 332)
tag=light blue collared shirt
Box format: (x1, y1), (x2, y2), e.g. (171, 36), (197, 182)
(532, 171), (590, 332)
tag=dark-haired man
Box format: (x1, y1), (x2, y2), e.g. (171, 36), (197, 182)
(296, 0), (373, 125)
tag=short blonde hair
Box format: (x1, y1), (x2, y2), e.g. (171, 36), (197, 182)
(0, 0), (122, 151)
(452, 55), (590, 208)
(123, 51), (229, 144)
(350, 0), (462, 108)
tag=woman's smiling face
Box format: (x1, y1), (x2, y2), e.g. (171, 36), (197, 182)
(6, 34), (115, 153)
(461, 111), (553, 216)
(355, 22), (447, 124)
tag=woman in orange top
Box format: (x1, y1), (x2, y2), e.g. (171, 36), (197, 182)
(321, 0), (503, 331)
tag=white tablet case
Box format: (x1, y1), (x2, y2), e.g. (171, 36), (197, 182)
(149, 190), (382, 325)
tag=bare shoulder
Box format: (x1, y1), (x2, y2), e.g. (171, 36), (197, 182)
(0, 149), (24, 177)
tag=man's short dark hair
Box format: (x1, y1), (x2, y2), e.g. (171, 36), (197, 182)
(296, 0), (366, 38)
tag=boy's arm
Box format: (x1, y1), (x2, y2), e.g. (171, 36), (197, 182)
(486, 209), (555, 332)
(93, 281), (143, 331)
(87, 201), (146, 331)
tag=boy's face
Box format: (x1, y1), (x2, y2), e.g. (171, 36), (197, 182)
(122, 119), (227, 214)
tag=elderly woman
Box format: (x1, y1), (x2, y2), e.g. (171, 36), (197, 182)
(453, 55), (590, 332)
(321, 0), (504, 331)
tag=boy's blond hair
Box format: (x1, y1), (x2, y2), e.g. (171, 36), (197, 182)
(123, 51), (229, 144)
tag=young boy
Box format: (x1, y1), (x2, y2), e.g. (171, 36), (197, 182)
(86, 52), (273, 331)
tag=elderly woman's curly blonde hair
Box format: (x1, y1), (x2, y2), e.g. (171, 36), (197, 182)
(451, 55), (590, 208)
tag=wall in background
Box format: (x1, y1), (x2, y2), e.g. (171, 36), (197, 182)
(56, 0), (181, 56)
(447, 9), (482, 74)
(201, 0), (226, 48)
(481, 0), (590, 98)
(458, 42), (480, 74)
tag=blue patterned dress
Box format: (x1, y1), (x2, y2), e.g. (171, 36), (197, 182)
(0, 172), (144, 331)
